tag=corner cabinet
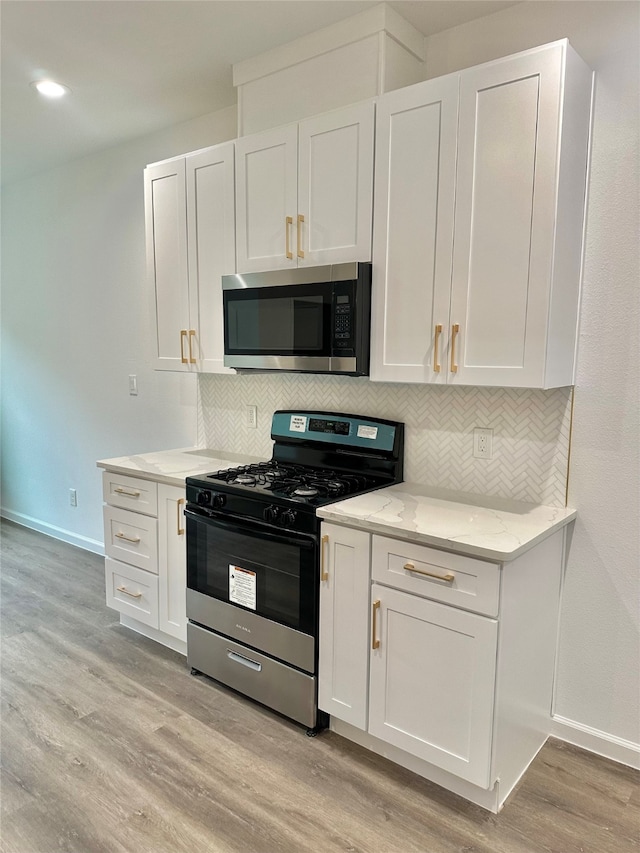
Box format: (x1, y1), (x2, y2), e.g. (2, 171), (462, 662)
(318, 522), (566, 812)
(144, 142), (235, 373)
(102, 471), (187, 653)
(371, 39), (593, 388)
(235, 102), (374, 273)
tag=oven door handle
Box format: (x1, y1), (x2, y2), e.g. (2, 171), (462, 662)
(184, 506), (316, 549)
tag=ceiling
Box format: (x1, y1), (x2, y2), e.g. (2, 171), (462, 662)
(1, 1), (518, 186)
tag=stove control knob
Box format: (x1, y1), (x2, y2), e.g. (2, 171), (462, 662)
(212, 493), (226, 509)
(280, 509), (297, 527)
(196, 490), (211, 506)
(263, 505), (279, 523)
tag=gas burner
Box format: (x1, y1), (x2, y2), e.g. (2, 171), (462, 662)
(234, 475), (256, 485)
(294, 487), (319, 497)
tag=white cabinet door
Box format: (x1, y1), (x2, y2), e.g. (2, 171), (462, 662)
(298, 102), (374, 267)
(235, 125), (298, 272)
(186, 143), (235, 374)
(368, 583), (497, 788)
(370, 76), (458, 383)
(144, 159), (191, 371)
(450, 42), (579, 387)
(318, 523), (371, 730)
(157, 484), (187, 642)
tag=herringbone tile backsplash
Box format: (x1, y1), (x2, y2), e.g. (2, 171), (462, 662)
(197, 374), (572, 507)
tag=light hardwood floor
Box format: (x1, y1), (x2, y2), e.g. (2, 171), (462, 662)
(1, 519), (638, 853)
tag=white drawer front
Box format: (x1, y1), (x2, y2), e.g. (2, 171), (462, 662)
(372, 535), (500, 617)
(103, 506), (158, 572)
(102, 471), (158, 516)
(105, 558), (159, 628)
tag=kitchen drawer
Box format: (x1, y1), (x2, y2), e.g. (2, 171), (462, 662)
(372, 535), (500, 617)
(103, 506), (158, 572)
(105, 557), (159, 628)
(102, 471), (158, 516)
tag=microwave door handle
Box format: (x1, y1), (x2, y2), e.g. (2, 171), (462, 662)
(183, 507), (316, 550)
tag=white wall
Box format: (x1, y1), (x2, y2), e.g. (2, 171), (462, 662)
(1, 106), (237, 550)
(423, 0), (639, 760)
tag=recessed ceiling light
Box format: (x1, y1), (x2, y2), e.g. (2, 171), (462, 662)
(31, 80), (70, 98)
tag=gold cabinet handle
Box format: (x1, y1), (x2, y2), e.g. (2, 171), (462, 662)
(114, 487), (140, 497)
(177, 498), (185, 536)
(450, 323), (460, 373)
(320, 534), (329, 582)
(285, 216), (293, 259)
(297, 214), (305, 259)
(434, 323), (443, 373)
(117, 585), (142, 599)
(188, 330), (196, 364)
(180, 329), (188, 364)
(115, 531), (141, 544)
(403, 562), (455, 583)
(372, 599), (381, 649)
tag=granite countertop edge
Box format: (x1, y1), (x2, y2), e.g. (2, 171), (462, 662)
(96, 447), (266, 488)
(317, 483), (577, 562)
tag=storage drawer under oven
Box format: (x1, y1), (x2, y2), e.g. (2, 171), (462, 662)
(187, 622), (316, 728)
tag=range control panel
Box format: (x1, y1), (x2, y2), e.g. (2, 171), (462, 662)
(271, 411), (400, 453)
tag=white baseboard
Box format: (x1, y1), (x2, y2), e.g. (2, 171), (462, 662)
(551, 714), (640, 770)
(1, 508), (104, 556)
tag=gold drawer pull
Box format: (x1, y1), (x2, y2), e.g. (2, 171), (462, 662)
(117, 585), (143, 599)
(285, 216), (293, 259)
(297, 214), (305, 258)
(320, 534), (329, 582)
(188, 330), (197, 364)
(403, 562), (454, 583)
(434, 323), (442, 373)
(115, 531), (141, 544)
(114, 487), (141, 497)
(177, 498), (185, 536)
(450, 323), (460, 373)
(372, 599), (381, 650)
(180, 329), (188, 364)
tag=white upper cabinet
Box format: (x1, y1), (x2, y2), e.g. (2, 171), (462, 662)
(371, 40), (592, 388)
(370, 75), (459, 384)
(144, 141), (235, 373)
(235, 102), (374, 273)
(185, 145), (235, 374)
(145, 158), (190, 371)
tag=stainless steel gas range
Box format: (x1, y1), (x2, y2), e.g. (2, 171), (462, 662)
(184, 410), (404, 734)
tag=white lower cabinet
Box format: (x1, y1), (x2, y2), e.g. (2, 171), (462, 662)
(102, 472), (187, 651)
(318, 524), (371, 729)
(157, 483), (187, 642)
(318, 521), (565, 811)
(368, 583), (497, 788)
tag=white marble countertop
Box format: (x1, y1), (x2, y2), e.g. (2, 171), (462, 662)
(96, 447), (265, 487)
(317, 482), (577, 562)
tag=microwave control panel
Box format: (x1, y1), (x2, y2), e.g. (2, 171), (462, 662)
(333, 291), (354, 349)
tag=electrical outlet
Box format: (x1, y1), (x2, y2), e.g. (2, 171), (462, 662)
(69, 488), (77, 507)
(246, 405), (258, 429)
(473, 428), (493, 459)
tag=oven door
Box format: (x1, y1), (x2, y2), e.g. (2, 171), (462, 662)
(185, 507), (318, 638)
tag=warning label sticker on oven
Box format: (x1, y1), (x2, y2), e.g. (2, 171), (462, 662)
(357, 425), (378, 440)
(229, 564), (256, 610)
(290, 415), (307, 433)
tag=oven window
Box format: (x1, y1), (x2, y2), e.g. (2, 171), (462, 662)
(186, 515), (316, 635)
(224, 283), (331, 355)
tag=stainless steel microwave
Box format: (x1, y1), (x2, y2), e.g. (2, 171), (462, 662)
(222, 262), (371, 375)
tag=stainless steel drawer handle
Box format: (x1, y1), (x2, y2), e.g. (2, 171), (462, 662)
(114, 487), (141, 497)
(117, 585), (142, 599)
(115, 532), (141, 544)
(227, 650), (262, 672)
(403, 562), (455, 583)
